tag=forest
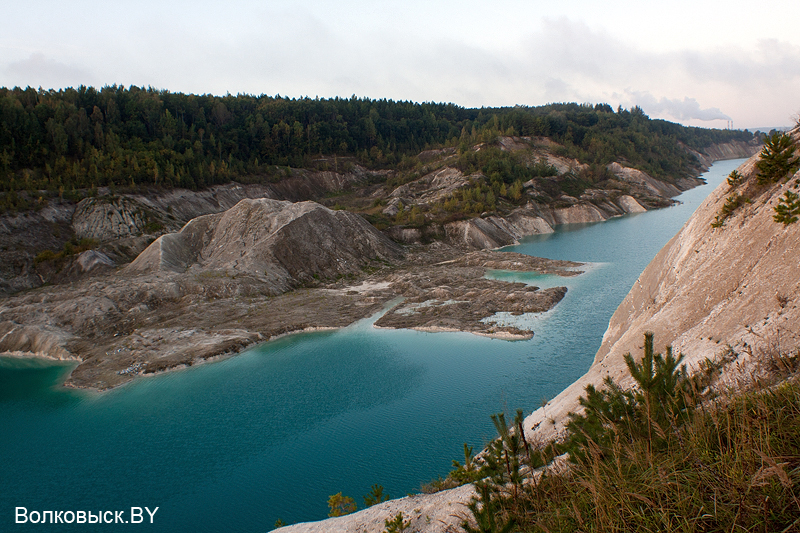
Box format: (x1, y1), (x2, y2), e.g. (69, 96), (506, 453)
(0, 85), (755, 212)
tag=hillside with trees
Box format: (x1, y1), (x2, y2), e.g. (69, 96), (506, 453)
(0, 85), (755, 213)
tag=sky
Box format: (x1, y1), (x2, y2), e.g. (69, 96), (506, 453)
(2, 0), (799, 130)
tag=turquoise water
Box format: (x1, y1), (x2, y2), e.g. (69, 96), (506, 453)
(0, 160), (742, 532)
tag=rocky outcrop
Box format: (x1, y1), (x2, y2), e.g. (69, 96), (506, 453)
(126, 198), (403, 293)
(439, 194), (649, 250)
(385, 226), (424, 244)
(443, 209), (553, 249)
(123, 213), (221, 274)
(0, 321), (75, 361)
(73, 196), (163, 241)
(389, 167), (468, 205)
(616, 194), (647, 213)
(0, 201), (76, 295)
(551, 203), (607, 224)
(76, 250), (115, 272)
(506, 208), (557, 234)
(607, 162), (683, 197)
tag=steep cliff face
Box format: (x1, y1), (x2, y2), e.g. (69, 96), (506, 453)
(690, 139), (763, 170)
(126, 198), (403, 293)
(523, 127), (800, 444)
(593, 137), (800, 373)
(607, 162), (684, 197)
(0, 202), (75, 294)
(438, 193), (649, 250)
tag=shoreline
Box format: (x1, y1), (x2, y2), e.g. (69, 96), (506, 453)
(0, 350), (81, 365)
(3, 317), (538, 391)
(372, 323), (534, 340)
(66, 325), (344, 391)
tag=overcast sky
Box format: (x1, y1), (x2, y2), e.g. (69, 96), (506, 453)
(2, 0), (798, 130)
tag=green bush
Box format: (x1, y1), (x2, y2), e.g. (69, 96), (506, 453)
(363, 484), (388, 507)
(562, 332), (694, 461)
(383, 512), (411, 533)
(33, 249), (58, 263)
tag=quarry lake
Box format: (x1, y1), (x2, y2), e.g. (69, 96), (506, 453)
(0, 159), (743, 532)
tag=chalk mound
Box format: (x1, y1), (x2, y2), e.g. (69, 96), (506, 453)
(125, 198), (402, 292)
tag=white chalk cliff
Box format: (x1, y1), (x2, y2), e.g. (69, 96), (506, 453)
(523, 128), (800, 445)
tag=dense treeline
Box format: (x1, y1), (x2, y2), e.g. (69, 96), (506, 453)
(479, 103), (754, 182)
(0, 85), (754, 205)
(0, 85), (468, 196)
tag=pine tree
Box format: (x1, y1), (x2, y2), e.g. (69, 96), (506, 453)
(327, 493), (357, 517)
(363, 484), (388, 507)
(757, 132), (798, 183)
(726, 169), (743, 188)
(773, 189), (800, 225)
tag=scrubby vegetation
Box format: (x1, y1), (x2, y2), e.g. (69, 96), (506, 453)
(455, 146), (558, 185)
(33, 237), (99, 264)
(726, 169), (743, 189)
(711, 193), (750, 228)
(325, 484), (390, 519)
(456, 334), (800, 532)
(327, 493), (357, 517)
(384, 512), (412, 533)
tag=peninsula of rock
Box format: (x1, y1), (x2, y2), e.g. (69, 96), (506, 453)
(0, 196), (581, 390)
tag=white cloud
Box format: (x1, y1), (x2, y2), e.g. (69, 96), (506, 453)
(503, 19), (800, 128)
(5, 53), (95, 89)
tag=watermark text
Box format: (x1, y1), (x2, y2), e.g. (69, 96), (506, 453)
(16, 507), (158, 525)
